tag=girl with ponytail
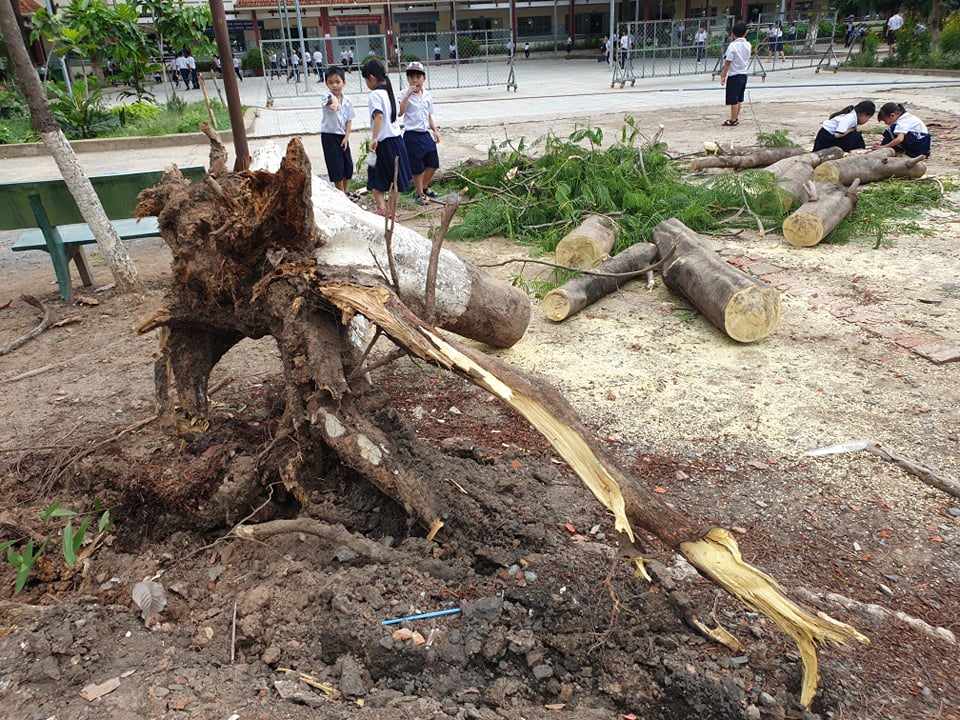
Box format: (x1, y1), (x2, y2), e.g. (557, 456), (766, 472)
(361, 59), (413, 216)
(813, 100), (876, 152)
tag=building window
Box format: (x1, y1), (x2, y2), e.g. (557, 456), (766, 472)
(520, 15), (552, 36)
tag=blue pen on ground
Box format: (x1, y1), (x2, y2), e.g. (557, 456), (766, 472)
(381, 607), (462, 625)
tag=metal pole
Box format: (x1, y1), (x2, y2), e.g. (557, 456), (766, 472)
(209, 0), (249, 170)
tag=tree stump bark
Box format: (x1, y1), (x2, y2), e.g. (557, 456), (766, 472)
(651, 218), (781, 342)
(541, 242), (658, 321)
(692, 146), (806, 170)
(553, 215), (618, 269)
(782, 181), (861, 247)
(813, 149), (926, 185)
(765, 147), (844, 208)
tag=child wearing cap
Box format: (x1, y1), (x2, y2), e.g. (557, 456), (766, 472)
(319, 66), (357, 198)
(399, 61), (440, 206)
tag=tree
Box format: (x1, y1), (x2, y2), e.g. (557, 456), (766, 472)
(0, 0), (143, 295)
(139, 0), (214, 91)
(31, 0), (153, 97)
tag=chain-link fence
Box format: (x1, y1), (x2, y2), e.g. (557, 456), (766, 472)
(253, 28), (516, 102)
(607, 12), (839, 86)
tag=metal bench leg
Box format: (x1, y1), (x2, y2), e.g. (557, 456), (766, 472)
(27, 193), (73, 301)
(69, 245), (94, 287)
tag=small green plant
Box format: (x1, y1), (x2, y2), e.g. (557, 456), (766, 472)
(673, 310), (699, 324)
(242, 46), (265, 72)
(1, 501), (113, 594)
(46, 82), (120, 139)
(755, 129), (797, 147)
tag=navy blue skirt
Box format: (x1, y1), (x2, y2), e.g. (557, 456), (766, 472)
(367, 135), (412, 193)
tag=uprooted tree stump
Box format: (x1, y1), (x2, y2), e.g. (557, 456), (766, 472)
(134, 135), (867, 709)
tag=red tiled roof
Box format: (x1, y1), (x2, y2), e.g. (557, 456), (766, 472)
(18, 0), (42, 14)
(233, 0), (387, 8)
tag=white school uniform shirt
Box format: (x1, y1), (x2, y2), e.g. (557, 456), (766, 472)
(695, 30), (708, 44)
(887, 13), (904, 31)
(187, 56), (197, 71)
(313, 50), (323, 67)
(368, 88), (401, 141)
(822, 109), (858, 135)
(402, 90), (434, 132)
(175, 55), (189, 73)
(892, 112), (928, 138)
(724, 37), (751, 75)
(321, 93), (355, 135)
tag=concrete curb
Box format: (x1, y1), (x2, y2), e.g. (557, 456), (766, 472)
(0, 106), (258, 160)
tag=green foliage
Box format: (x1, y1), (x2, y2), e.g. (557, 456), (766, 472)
(893, 15), (931, 65)
(2, 501), (113, 594)
(111, 99), (162, 124)
(46, 82), (120, 139)
(942, 11), (960, 53)
(457, 37), (481, 58)
(242, 46), (265, 71)
(825, 179), (953, 248)
(446, 118), (792, 265)
(754, 129), (797, 147)
(0, 85), (25, 119)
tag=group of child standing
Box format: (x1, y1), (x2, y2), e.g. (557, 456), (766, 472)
(317, 59), (440, 217)
(813, 100), (930, 158)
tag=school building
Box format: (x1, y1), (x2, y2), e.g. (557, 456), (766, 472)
(225, 0), (835, 53)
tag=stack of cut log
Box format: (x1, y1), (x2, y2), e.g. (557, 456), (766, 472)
(539, 144), (929, 340)
(542, 216), (781, 343)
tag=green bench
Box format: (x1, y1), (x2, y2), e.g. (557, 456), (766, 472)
(0, 167), (205, 301)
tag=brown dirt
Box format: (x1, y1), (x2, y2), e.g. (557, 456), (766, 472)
(1, 102), (959, 720)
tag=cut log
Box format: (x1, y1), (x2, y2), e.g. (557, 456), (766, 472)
(760, 148), (846, 209)
(541, 242), (658, 321)
(692, 146), (806, 171)
(651, 218), (780, 343)
(553, 215), (617, 269)
(782, 180), (861, 247)
(813, 149), (926, 185)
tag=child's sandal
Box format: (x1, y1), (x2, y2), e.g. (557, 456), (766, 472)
(722, 119), (739, 127)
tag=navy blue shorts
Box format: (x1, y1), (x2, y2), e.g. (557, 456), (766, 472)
(725, 74), (747, 105)
(403, 130), (439, 175)
(367, 135), (412, 193)
(321, 132), (353, 183)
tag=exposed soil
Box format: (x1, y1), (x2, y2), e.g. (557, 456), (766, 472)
(1, 100), (959, 720)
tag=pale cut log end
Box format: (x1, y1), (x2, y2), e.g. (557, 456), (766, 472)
(555, 238), (608, 269)
(723, 285), (781, 342)
(783, 212), (825, 248)
(541, 290), (572, 322)
(812, 165), (839, 184)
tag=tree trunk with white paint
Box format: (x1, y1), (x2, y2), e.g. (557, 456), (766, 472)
(651, 218), (781, 342)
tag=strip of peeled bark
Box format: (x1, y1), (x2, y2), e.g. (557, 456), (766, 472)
(542, 242), (658, 321)
(692, 146), (805, 170)
(553, 215), (617, 269)
(782, 181), (861, 247)
(652, 219), (780, 342)
(316, 276), (868, 710)
(813, 148), (926, 185)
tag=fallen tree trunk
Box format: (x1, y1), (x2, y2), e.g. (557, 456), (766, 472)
(692, 146), (805, 170)
(782, 181), (861, 247)
(541, 242), (658, 321)
(137, 135), (866, 711)
(553, 215), (618, 269)
(765, 147), (845, 208)
(813, 149), (926, 185)
(651, 218), (781, 342)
